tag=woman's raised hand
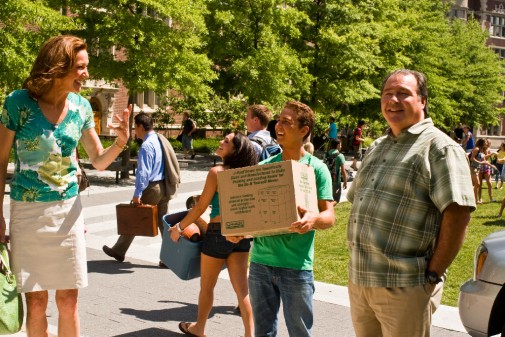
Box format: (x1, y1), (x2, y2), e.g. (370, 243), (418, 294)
(109, 104), (131, 146)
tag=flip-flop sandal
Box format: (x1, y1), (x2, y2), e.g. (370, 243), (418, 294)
(178, 322), (204, 337)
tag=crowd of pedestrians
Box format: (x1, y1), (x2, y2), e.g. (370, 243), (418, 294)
(0, 34), (482, 337)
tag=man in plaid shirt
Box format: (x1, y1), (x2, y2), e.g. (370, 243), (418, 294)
(346, 69), (476, 337)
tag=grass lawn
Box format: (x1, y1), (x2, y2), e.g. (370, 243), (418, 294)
(313, 183), (505, 307)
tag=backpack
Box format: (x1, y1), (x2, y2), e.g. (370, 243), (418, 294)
(324, 152), (337, 172)
(250, 136), (282, 161)
(325, 151), (354, 182)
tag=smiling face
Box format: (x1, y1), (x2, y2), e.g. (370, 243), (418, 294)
(54, 49), (89, 93)
(215, 133), (235, 159)
(381, 73), (426, 136)
(275, 107), (309, 149)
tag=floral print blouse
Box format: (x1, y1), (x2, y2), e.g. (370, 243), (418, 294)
(1, 90), (94, 202)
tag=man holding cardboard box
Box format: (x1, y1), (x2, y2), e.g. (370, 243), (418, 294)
(248, 101), (335, 337)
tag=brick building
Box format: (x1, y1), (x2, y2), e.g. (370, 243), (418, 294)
(83, 47), (186, 139)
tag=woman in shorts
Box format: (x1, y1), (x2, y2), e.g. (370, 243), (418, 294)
(170, 132), (257, 337)
(470, 138), (495, 204)
(478, 138), (497, 203)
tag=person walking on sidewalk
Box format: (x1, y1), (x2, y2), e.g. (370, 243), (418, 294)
(350, 120), (365, 171)
(179, 111), (197, 159)
(103, 112), (180, 264)
(346, 69), (476, 337)
(169, 132), (257, 337)
(248, 101), (335, 337)
(325, 139), (347, 203)
(0, 35), (130, 337)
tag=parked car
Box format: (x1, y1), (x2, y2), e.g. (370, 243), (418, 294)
(459, 230), (505, 337)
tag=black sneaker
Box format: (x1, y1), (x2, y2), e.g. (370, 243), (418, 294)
(190, 154), (195, 159)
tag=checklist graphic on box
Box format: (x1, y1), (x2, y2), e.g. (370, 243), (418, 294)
(258, 185), (291, 225)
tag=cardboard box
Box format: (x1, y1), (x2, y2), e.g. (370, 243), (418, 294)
(160, 211), (202, 280)
(217, 160), (319, 237)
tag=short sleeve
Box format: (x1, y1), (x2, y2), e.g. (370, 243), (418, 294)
(336, 154), (346, 166)
(313, 159), (334, 201)
(1, 92), (20, 131)
(80, 96), (95, 131)
(430, 144), (476, 213)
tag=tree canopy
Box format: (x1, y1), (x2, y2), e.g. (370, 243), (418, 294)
(0, 0), (75, 103)
(1, 0), (504, 133)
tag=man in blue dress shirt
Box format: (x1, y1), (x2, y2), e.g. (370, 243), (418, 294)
(103, 112), (170, 263)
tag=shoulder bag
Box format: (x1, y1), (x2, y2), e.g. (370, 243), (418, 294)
(0, 243), (23, 334)
(77, 160), (90, 192)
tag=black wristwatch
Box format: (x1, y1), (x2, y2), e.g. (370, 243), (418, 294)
(426, 271), (443, 285)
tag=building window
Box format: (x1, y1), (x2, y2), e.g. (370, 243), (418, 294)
(451, 9), (466, 19)
(490, 16), (505, 37)
(486, 125), (500, 136)
(494, 48), (505, 58)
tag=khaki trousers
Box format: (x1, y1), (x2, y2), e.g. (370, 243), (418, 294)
(348, 280), (443, 337)
(111, 181), (169, 256)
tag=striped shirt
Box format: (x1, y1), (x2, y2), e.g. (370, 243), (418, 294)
(347, 118), (476, 288)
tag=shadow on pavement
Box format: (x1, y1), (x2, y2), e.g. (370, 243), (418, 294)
(120, 301), (238, 323)
(87, 260), (160, 274)
(113, 327), (181, 337)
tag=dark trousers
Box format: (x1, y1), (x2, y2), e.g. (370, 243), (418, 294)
(111, 181), (169, 255)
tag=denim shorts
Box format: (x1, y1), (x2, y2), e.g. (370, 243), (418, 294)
(201, 223), (251, 259)
(182, 133), (193, 150)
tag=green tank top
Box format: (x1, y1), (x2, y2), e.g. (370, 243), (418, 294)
(209, 192), (220, 218)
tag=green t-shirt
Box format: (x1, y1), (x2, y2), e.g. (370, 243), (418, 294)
(1, 90), (94, 202)
(250, 152), (333, 270)
(328, 149), (346, 183)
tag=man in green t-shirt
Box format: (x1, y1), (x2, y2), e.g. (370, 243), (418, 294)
(249, 101), (335, 337)
(325, 139), (348, 203)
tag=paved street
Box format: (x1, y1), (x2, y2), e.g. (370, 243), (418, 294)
(5, 155), (472, 337)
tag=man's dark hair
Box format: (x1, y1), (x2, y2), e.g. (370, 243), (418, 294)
(358, 120), (366, 126)
(222, 132), (259, 169)
(381, 69), (429, 116)
(283, 101), (315, 141)
(134, 112), (154, 131)
(330, 138), (340, 149)
(248, 105), (272, 128)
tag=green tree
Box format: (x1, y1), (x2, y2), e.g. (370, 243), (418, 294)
(0, 0), (75, 104)
(205, 0), (312, 108)
(294, 0), (410, 118)
(295, 0), (505, 131)
(437, 18), (505, 128)
(65, 0), (216, 100)
(59, 0), (217, 178)
(393, 1), (505, 130)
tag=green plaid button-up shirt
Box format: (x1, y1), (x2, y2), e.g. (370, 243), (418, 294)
(347, 118), (476, 288)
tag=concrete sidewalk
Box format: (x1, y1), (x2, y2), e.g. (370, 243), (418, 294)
(7, 153), (470, 337)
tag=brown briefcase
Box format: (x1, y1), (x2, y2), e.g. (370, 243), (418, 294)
(116, 203), (158, 237)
